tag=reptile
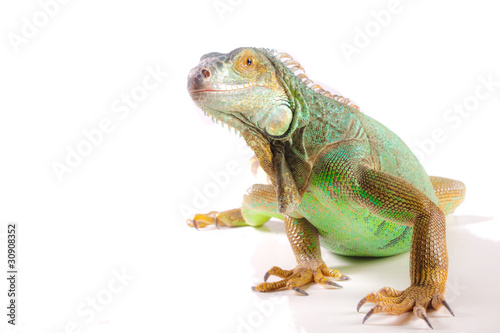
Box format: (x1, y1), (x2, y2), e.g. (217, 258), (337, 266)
(186, 47), (465, 329)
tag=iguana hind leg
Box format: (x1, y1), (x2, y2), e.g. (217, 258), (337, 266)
(430, 176), (466, 215)
(352, 166), (453, 328)
(310, 145), (454, 328)
(186, 184), (281, 228)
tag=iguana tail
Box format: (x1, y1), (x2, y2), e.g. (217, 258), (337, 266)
(430, 176), (466, 215)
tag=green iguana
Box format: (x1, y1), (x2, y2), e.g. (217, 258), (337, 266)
(186, 47), (465, 329)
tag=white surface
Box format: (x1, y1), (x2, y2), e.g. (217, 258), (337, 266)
(1, 0), (499, 332)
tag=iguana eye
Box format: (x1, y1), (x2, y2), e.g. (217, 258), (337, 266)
(238, 53), (256, 71)
(243, 56), (255, 69)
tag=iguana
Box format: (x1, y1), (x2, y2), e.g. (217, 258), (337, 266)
(186, 47), (465, 329)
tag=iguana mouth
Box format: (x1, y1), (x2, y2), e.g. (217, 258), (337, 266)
(189, 89), (219, 93)
(188, 88), (245, 94)
(187, 82), (261, 94)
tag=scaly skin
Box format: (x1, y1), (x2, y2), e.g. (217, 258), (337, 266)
(186, 48), (465, 328)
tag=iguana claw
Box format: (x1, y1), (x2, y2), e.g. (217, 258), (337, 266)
(358, 285), (451, 329)
(360, 306), (435, 329)
(441, 299), (455, 316)
(356, 297), (366, 312)
(414, 306), (434, 329)
(361, 307), (374, 324)
(292, 287), (308, 296)
(423, 315), (433, 329)
(324, 280), (343, 288)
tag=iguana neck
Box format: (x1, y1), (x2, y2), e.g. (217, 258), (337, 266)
(243, 89), (358, 213)
(283, 91), (357, 193)
(239, 49), (361, 212)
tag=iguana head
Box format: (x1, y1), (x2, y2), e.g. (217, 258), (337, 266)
(188, 47), (295, 138)
(188, 47), (359, 213)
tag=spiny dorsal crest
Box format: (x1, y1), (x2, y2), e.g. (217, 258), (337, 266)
(269, 50), (360, 111)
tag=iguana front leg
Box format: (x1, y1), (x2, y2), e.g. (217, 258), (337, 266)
(187, 184), (348, 293)
(308, 144), (455, 328)
(253, 216), (348, 295)
(349, 166), (453, 328)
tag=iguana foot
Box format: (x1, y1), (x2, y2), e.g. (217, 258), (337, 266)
(186, 211), (219, 229)
(252, 262), (348, 295)
(186, 209), (248, 229)
(357, 285), (454, 329)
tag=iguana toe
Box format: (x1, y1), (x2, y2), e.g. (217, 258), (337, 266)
(358, 284), (452, 329)
(186, 211), (218, 229)
(187, 209), (249, 229)
(253, 263), (346, 295)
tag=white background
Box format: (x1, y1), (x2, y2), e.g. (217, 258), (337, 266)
(1, 0), (499, 332)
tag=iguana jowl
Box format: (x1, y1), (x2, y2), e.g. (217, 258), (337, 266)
(186, 47), (465, 328)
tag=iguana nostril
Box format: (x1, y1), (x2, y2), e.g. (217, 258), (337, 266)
(201, 68), (210, 79)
